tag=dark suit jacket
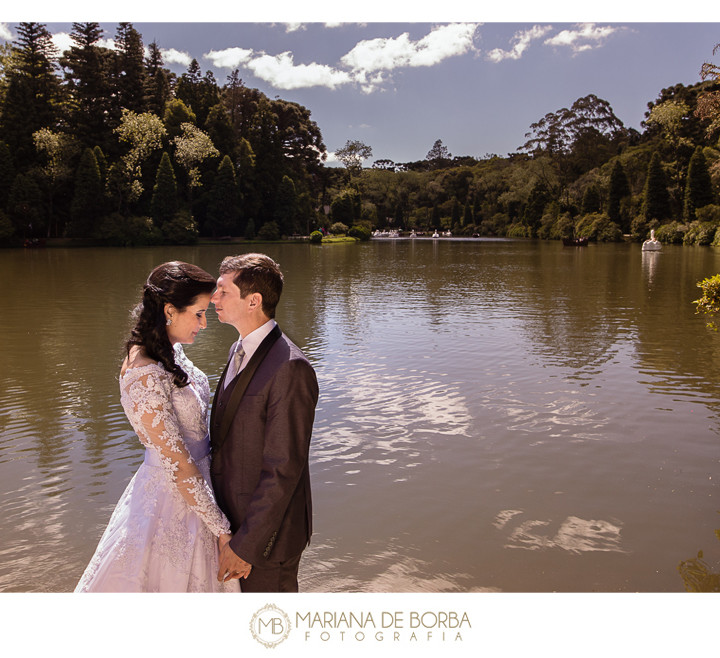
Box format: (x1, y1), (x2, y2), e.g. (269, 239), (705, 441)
(209, 327), (318, 566)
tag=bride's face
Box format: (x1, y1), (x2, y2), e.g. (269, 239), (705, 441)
(165, 294), (212, 345)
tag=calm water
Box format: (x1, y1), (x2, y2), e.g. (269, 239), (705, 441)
(1, 239), (719, 593)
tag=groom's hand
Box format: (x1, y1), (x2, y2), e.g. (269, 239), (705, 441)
(218, 542), (253, 582)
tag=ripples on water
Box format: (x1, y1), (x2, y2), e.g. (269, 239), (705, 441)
(1, 241), (720, 593)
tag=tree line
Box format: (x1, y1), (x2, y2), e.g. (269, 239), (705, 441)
(0, 22), (326, 245)
(1, 22), (720, 247)
(333, 81), (720, 246)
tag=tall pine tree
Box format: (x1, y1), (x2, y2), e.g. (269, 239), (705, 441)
(642, 151), (671, 222)
(0, 22), (61, 168)
(144, 41), (172, 117)
(607, 159), (630, 232)
(207, 154), (239, 236)
(60, 22), (114, 150)
(150, 151), (178, 229)
(68, 147), (103, 237)
(683, 146), (714, 222)
(114, 23), (147, 114)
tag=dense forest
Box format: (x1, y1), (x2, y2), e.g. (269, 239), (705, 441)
(1, 22), (720, 247)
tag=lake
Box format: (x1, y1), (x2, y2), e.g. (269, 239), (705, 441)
(1, 238), (719, 592)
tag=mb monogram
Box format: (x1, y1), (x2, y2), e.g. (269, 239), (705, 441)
(250, 604), (292, 648)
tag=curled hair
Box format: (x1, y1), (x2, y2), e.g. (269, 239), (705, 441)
(219, 253), (283, 318)
(126, 261), (216, 387)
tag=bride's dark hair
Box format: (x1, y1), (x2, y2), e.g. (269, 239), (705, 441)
(126, 261), (216, 387)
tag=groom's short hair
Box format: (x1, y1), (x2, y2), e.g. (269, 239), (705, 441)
(219, 253), (284, 318)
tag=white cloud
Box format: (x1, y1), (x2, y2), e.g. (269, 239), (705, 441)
(486, 25), (552, 63)
(544, 23), (621, 53)
(161, 48), (192, 67)
(246, 51), (353, 90)
(284, 23), (306, 33)
(201, 23), (479, 94)
(51, 32), (73, 55)
(341, 22), (479, 73)
(98, 38), (116, 50)
(204, 47), (255, 69)
(0, 23), (13, 42)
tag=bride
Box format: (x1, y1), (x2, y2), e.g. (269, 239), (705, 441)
(75, 261), (243, 592)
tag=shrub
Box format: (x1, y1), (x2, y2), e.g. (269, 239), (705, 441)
(95, 213), (163, 246)
(309, 230), (323, 243)
(162, 208), (198, 244)
(505, 222), (531, 238)
(694, 273), (720, 329)
(655, 221), (687, 244)
(0, 209), (14, 241)
(683, 221), (718, 246)
(593, 215), (623, 242)
(257, 220), (280, 241)
(348, 225), (371, 241)
(244, 218), (256, 240)
(550, 212), (575, 240)
(574, 212), (622, 242)
(329, 221), (349, 235)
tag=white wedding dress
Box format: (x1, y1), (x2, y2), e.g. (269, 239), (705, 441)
(75, 345), (239, 592)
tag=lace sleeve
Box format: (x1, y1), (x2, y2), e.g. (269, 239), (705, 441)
(123, 370), (231, 538)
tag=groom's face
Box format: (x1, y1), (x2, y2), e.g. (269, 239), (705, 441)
(211, 273), (244, 329)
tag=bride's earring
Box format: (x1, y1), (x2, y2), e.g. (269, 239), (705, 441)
(166, 316), (173, 326)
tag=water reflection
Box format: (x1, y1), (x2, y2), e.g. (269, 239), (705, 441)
(1, 241), (720, 592)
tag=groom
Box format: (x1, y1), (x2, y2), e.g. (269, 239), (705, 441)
(209, 253), (318, 592)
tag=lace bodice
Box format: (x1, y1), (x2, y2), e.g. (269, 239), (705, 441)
(119, 345), (231, 538)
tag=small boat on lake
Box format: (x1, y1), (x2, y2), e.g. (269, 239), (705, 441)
(642, 229), (662, 252)
(562, 237), (588, 246)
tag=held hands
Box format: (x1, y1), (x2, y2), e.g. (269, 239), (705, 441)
(217, 535), (252, 582)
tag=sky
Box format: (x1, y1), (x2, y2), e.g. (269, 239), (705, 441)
(3, 6), (720, 166)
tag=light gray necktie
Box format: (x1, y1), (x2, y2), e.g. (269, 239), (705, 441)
(224, 342), (245, 389)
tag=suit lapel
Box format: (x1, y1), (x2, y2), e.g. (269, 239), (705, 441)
(209, 352), (232, 452)
(212, 325), (282, 452)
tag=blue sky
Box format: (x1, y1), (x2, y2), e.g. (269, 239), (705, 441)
(3, 8), (720, 165)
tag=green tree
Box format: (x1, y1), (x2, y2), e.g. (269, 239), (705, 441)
(331, 189), (361, 225)
(463, 202), (473, 229)
(426, 139), (452, 169)
(523, 180), (551, 234)
(113, 23), (147, 114)
(33, 128), (78, 237)
(93, 145), (107, 186)
(163, 98), (197, 139)
(176, 60), (219, 128)
(684, 146), (714, 222)
(110, 109), (167, 209)
(144, 41), (172, 117)
(172, 122), (219, 192)
(642, 152), (671, 222)
(204, 103), (235, 157)
(607, 159), (631, 232)
(274, 175), (298, 236)
(68, 147), (103, 237)
(60, 22), (114, 151)
(206, 154), (238, 236)
(581, 184), (602, 214)
(335, 139), (372, 178)
(451, 198), (461, 230)
(150, 151), (178, 229)
(0, 141), (15, 208)
(8, 172), (44, 237)
(0, 22), (61, 167)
